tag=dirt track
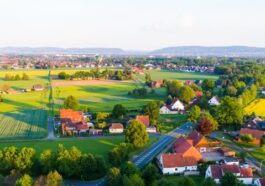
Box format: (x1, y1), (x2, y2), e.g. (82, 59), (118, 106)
(52, 80), (132, 87)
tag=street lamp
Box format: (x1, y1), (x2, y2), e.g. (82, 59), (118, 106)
(260, 159), (265, 171)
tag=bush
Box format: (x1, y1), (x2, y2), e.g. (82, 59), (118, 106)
(240, 134), (254, 143)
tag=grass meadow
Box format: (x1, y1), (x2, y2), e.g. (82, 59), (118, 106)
(244, 98), (265, 117)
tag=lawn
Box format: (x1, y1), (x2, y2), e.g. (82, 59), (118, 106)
(163, 175), (204, 186)
(0, 109), (48, 140)
(137, 70), (218, 81)
(160, 114), (188, 134)
(245, 99), (265, 117)
(0, 136), (158, 158)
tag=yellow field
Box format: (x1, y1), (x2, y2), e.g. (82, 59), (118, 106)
(245, 99), (265, 117)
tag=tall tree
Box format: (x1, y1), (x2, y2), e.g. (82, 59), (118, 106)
(178, 176), (195, 186)
(106, 167), (121, 186)
(188, 105), (201, 123)
(216, 96), (244, 129)
(142, 164), (160, 185)
(125, 120), (149, 148)
(63, 95), (79, 110)
(112, 104), (126, 118)
(143, 101), (160, 129)
(198, 113), (218, 135)
(201, 177), (217, 186)
(46, 170), (63, 186)
(15, 174), (33, 186)
(220, 172), (243, 186)
(178, 86), (195, 103)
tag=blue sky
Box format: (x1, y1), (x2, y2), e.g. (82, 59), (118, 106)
(0, 0), (264, 50)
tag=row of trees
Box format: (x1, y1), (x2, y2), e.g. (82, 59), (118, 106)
(58, 69), (134, 81)
(0, 145), (106, 182)
(4, 73), (30, 81)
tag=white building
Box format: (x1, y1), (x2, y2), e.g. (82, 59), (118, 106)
(158, 153), (197, 175)
(159, 99), (185, 114)
(171, 99), (185, 110)
(223, 157), (239, 166)
(109, 123), (124, 134)
(205, 164), (253, 185)
(208, 96), (220, 106)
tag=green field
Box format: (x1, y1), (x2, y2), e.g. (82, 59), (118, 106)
(160, 114), (188, 134)
(245, 99), (265, 117)
(0, 136), (158, 158)
(0, 109), (48, 139)
(137, 70), (218, 81)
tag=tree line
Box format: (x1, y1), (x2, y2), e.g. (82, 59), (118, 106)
(4, 73), (30, 81)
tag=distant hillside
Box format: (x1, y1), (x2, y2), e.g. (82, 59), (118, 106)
(0, 47), (126, 55)
(150, 46), (265, 57)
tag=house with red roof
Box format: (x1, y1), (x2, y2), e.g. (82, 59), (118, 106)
(135, 115), (156, 133)
(60, 109), (88, 135)
(109, 123), (124, 134)
(159, 153), (198, 174)
(187, 130), (209, 153)
(239, 128), (265, 144)
(151, 80), (163, 88)
(173, 136), (202, 161)
(205, 164), (253, 185)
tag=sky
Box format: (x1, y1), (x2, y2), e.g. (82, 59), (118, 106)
(0, 0), (264, 50)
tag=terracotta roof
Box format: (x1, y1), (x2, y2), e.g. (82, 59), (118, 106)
(109, 123), (124, 129)
(195, 91), (203, 97)
(173, 136), (193, 153)
(60, 109), (83, 123)
(239, 168), (253, 178)
(161, 153), (197, 168)
(240, 128), (265, 140)
(187, 130), (204, 146)
(136, 115), (150, 127)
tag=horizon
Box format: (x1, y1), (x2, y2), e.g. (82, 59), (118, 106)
(0, 0), (265, 50)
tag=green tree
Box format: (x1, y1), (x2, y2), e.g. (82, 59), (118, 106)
(240, 134), (254, 143)
(128, 174), (145, 186)
(198, 113), (218, 135)
(15, 147), (36, 174)
(142, 164), (160, 186)
(202, 79), (215, 92)
(143, 101), (160, 129)
(121, 161), (141, 177)
(178, 86), (195, 103)
(22, 73), (30, 80)
(188, 105), (201, 123)
(63, 95), (79, 110)
(40, 149), (56, 174)
(0, 95), (3, 102)
(201, 177), (217, 186)
(46, 170), (63, 186)
(157, 178), (176, 186)
(260, 135), (265, 147)
(108, 143), (133, 167)
(216, 96), (244, 129)
(125, 120), (149, 148)
(106, 167), (121, 186)
(112, 104), (126, 118)
(178, 176), (195, 186)
(166, 80), (182, 97)
(15, 174), (33, 186)
(220, 172), (243, 186)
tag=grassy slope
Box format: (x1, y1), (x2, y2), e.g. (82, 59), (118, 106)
(160, 114), (188, 134)
(0, 136), (157, 158)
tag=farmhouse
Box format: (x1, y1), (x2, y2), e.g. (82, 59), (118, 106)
(135, 115), (156, 133)
(187, 130), (209, 153)
(245, 116), (265, 130)
(109, 123), (124, 134)
(239, 128), (265, 144)
(208, 96), (220, 106)
(160, 99), (185, 114)
(60, 109), (88, 135)
(173, 136), (202, 161)
(158, 153), (198, 175)
(205, 164), (253, 185)
(32, 84), (44, 91)
(151, 80), (163, 88)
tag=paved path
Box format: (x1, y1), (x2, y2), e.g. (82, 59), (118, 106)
(46, 117), (56, 140)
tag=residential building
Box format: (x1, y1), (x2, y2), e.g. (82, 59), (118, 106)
(158, 153), (197, 175)
(160, 99), (185, 114)
(222, 157), (239, 165)
(245, 116), (265, 131)
(208, 96), (220, 106)
(151, 80), (163, 88)
(205, 164), (253, 185)
(187, 130), (209, 153)
(136, 115), (156, 133)
(60, 109), (88, 135)
(32, 84), (44, 91)
(109, 123), (124, 134)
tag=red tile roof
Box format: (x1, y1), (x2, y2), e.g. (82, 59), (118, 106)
(173, 136), (193, 153)
(195, 91), (203, 97)
(187, 130), (204, 146)
(240, 128), (265, 140)
(161, 153), (197, 168)
(60, 109), (83, 123)
(109, 123), (124, 129)
(136, 115), (150, 127)
(239, 168), (253, 178)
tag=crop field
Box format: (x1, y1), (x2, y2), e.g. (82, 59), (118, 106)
(0, 109), (48, 139)
(244, 99), (265, 117)
(137, 70), (218, 81)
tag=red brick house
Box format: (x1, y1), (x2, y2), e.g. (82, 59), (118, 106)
(60, 109), (88, 135)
